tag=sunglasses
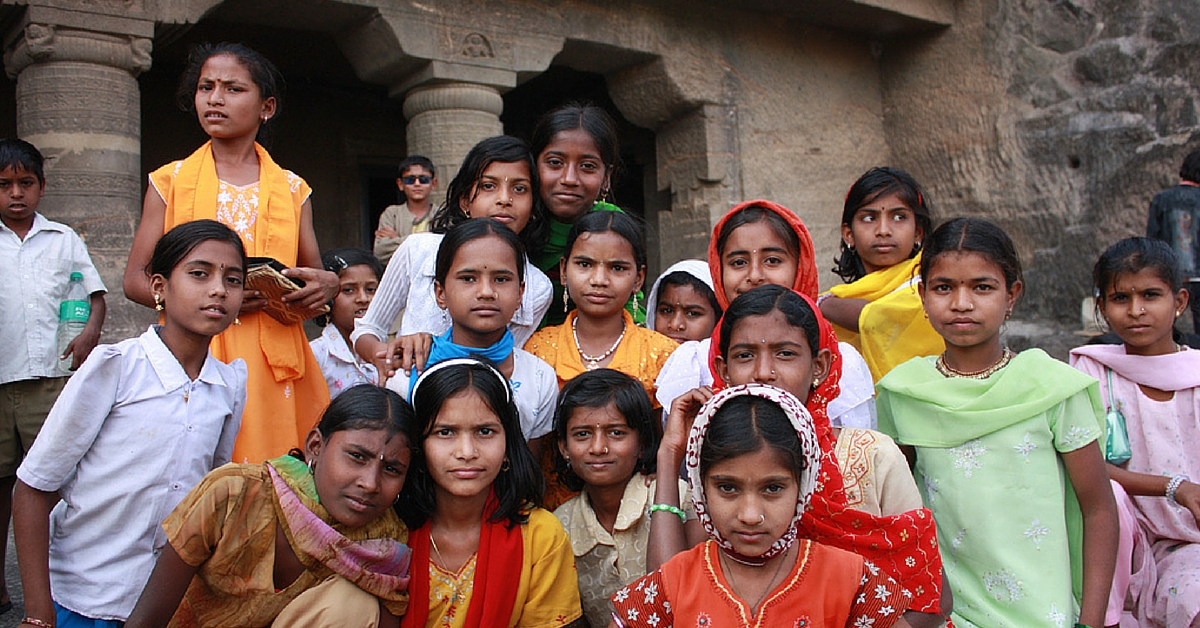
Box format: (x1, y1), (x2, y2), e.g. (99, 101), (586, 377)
(402, 175), (432, 185)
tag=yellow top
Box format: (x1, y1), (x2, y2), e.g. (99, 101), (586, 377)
(423, 508), (581, 628)
(525, 310), (677, 402)
(827, 255), (944, 381)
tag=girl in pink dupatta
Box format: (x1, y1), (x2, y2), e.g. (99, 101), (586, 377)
(1071, 237), (1200, 628)
(126, 385), (414, 628)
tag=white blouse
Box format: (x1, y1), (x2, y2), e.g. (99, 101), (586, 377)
(310, 323), (378, 399)
(350, 232), (552, 351)
(654, 338), (877, 429)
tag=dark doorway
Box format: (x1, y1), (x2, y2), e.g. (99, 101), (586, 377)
(139, 13), (408, 251)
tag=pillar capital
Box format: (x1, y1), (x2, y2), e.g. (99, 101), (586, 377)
(4, 19), (153, 79)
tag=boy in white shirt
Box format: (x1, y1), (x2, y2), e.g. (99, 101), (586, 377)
(0, 138), (107, 612)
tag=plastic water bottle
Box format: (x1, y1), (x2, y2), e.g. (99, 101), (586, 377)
(57, 272), (89, 374)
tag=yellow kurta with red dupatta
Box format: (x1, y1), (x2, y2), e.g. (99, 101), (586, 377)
(150, 141), (329, 463)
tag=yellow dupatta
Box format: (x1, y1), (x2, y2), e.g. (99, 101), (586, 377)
(827, 254), (943, 381)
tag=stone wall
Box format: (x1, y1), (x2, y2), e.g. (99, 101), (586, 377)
(882, 0), (1200, 323)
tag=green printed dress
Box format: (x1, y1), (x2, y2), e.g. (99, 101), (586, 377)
(876, 350), (1105, 628)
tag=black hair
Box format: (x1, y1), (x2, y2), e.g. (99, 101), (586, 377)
(699, 395), (806, 482)
(0, 138), (45, 186)
(176, 42), (284, 145)
(434, 218), (527, 286)
(1180, 149), (1200, 184)
(655, 271), (723, 321)
(288, 384), (416, 462)
(833, 167), (935, 283)
(398, 360), (543, 530)
(715, 205), (800, 260)
(315, 247), (385, 327)
(1093, 237), (1186, 343)
(399, 155), (436, 178)
(147, 219), (247, 279)
(530, 102), (622, 195)
(563, 210), (647, 270)
(919, 217), (1023, 292)
(718, 285), (820, 359)
(430, 136), (548, 252)
(551, 369), (659, 492)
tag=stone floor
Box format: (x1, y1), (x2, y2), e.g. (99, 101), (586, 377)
(2, 530), (23, 628)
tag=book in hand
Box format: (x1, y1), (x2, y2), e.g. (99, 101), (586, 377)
(245, 257), (329, 326)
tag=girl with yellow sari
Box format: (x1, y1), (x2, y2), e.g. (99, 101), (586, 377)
(820, 167), (942, 381)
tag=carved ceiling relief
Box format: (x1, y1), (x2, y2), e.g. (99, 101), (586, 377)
(461, 33), (494, 59)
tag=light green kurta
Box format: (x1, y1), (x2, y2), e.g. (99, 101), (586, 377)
(876, 350), (1104, 628)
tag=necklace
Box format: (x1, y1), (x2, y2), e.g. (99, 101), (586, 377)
(430, 531), (450, 571)
(936, 348), (1015, 379)
(572, 316), (626, 370)
(719, 545), (790, 618)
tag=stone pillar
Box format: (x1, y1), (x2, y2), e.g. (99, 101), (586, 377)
(4, 15), (154, 341)
(401, 82), (504, 187)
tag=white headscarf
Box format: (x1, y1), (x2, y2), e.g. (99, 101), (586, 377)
(685, 383), (822, 563)
(644, 259), (716, 330)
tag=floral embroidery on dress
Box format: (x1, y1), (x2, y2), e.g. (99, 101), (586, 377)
(1022, 518), (1049, 550)
(1046, 603), (1068, 627)
(215, 180), (260, 242)
(949, 438), (987, 478)
(1059, 425), (1096, 451)
(922, 475), (940, 504)
(982, 569), (1025, 603)
(853, 617), (876, 627)
(1013, 433), (1037, 462)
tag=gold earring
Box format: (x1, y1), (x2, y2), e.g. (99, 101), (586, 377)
(154, 294), (163, 312)
(631, 291), (640, 312)
(501, 458), (511, 472)
(234, 317), (242, 326)
(562, 288), (570, 312)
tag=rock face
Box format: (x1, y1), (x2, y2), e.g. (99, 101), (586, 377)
(882, 0), (1200, 321)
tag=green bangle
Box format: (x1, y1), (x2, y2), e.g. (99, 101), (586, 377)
(1075, 624), (1095, 628)
(649, 503), (686, 522)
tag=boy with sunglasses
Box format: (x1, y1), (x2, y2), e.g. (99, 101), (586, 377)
(374, 155), (437, 264)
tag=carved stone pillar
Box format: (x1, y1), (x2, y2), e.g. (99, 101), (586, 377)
(401, 82), (504, 187)
(4, 15), (154, 339)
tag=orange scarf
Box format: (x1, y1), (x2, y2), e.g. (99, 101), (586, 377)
(161, 141), (307, 382)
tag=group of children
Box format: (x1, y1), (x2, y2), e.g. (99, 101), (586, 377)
(1, 40), (1196, 628)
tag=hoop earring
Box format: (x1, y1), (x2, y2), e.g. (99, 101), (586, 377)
(307, 458), (316, 473)
(501, 458), (511, 472)
(154, 294), (163, 312)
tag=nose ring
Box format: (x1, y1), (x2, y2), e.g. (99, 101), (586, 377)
(602, 446), (609, 455)
(758, 514), (766, 525)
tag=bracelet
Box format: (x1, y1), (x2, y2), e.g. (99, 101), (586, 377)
(21, 619), (54, 628)
(649, 503), (686, 522)
(1074, 624), (1095, 628)
(815, 292), (833, 308)
(1166, 474), (1189, 504)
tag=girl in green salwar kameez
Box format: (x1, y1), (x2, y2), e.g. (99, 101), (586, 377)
(875, 217), (1119, 628)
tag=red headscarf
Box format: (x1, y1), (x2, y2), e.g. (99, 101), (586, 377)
(707, 199), (819, 308)
(705, 200), (944, 614)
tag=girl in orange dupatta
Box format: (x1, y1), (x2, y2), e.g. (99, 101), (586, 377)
(125, 43), (339, 463)
(397, 359), (581, 628)
(820, 168), (942, 382)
